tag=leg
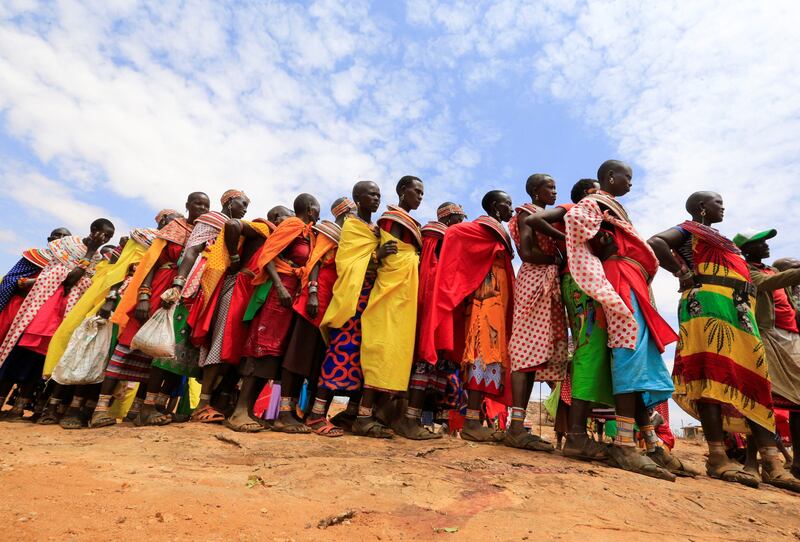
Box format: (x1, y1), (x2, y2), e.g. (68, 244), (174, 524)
(273, 369), (311, 433)
(137, 368), (171, 426)
(305, 388), (343, 437)
(224, 375), (265, 432)
(394, 380), (442, 440)
(459, 391), (501, 442)
(606, 392), (674, 481)
(89, 377), (120, 428)
(749, 419), (800, 491)
(503, 372), (552, 451)
(352, 388), (393, 439)
(694, 402), (758, 486)
(563, 398), (607, 459)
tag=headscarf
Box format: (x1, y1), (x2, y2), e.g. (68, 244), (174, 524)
(221, 189), (249, 207)
(332, 197), (357, 218)
(155, 208), (180, 224)
(437, 203), (466, 221)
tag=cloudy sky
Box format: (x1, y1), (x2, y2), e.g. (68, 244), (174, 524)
(2, 1), (799, 426)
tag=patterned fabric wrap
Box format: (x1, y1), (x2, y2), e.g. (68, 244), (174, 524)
(318, 273), (375, 391)
(508, 204), (569, 378)
(0, 257), (40, 314)
(672, 224), (775, 433)
(0, 236), (100, 368)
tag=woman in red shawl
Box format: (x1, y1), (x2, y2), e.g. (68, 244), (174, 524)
(420, 190), (516, 442)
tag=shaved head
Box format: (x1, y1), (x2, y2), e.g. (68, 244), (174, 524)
(685, 191), (719, 215)
(353, 180), (379, 200)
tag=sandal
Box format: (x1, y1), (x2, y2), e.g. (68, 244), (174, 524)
(59, 408), (84, 430)
(272, 417), (312, 434)
(89, 411), (117, 429)
(504, 430), (554, 452)
(223, 418), (264, 433)
(352, 416), (393, 439)
(706, 459), (759, 488)
(136, 410), (172, 427)
(329, 411), (356, 432)
(562, 434), (609, 461)
(761, 456), (800, 493)
(190, 404), (225, 423)
(607, 445), (676, 482)
(648, 447), (701, 477)
(37, 407), (59, 425)
(461, 424), (504, 443)
(394, 419), (443, 441)
(306, 417), (344, 438)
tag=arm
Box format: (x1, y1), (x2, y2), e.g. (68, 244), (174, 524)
(161, 241), (206, 307)
(305, 261), (322, 319)
(224, 219), (246, 274)
(265, 260), (293, 307)
(62, 232), (105, 291)
(750, 267), (800, 292)
(528, 207), (567, 240)
(134, 264), (159, 321)
(519, 214), (559, 265)
(648, 228), (694, 290)
(97, 280), (125, 320)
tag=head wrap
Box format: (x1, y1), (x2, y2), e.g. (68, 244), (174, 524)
(437, 203), (466, 221)
(221, 189), (250, 207)
(331, 197), (357, 218)
(155, 209), (180, 224)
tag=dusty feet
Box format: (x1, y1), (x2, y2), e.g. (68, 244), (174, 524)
(460, 419), (503, 443)
(503, 428), (554, 452)
(271, 411), (311, 434)
(352, 416), (393, 439)
(136, 404), (171, 426)
(648, 447), (701, 477)
(761, 456), (800, 493)
(305, 416), (344, 437)
(59, 407), (84, 430)
(562, 433), (608, 461)
(705, 455), (759, 488)
(224, 408), (264, 433)
(89, 410), (117, 429)
(394, 416), (442, 440)
(607, 445), (676, 482)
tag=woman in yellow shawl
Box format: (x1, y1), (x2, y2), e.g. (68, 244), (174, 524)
(353, 176), (423, 439)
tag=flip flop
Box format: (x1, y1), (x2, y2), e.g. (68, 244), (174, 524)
(306, 417), (344, 438)
(504, 431), (554, 452)
(136, 410), (171, 427)
(89, 411), (117, 429)
(190, 405), (225, 423)
(272, 418), (312, 434)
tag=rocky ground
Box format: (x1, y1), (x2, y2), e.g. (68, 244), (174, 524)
(1, 420), (799, 541)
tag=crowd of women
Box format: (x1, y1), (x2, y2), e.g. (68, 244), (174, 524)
(1, 159), (800, 495)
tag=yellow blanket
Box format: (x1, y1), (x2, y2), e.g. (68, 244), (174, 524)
(44, 239), (150, 377)
(319, 218), (379, 339)
(359, 230), (419, 392)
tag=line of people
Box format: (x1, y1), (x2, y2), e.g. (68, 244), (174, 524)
(1, 160), (799, 494)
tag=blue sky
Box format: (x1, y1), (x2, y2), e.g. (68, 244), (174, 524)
(1, 1), (799, 428)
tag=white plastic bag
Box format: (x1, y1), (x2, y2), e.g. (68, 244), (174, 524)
(130, 305), (176, 359)
(52, 316), (113, 385)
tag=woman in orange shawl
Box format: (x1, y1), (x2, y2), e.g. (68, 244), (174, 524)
(225, 194), (319, 432)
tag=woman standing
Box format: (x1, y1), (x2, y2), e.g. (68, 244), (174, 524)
(649, 191), (800, 491)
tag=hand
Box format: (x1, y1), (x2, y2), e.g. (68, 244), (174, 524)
(118, 236), (129, 248)
(16, 278), (34, 292)
(85, 230), (107, 252)
(228, 260), (243, 275)
(97, 299), (115, 320)
(134, 299), (151, 322)
(160, 286), (181, 306)
(277, 285), (293, 308)
(377, 240), (398, 260)
(306, 292), (319, 319)
(678, 273), (696, 292)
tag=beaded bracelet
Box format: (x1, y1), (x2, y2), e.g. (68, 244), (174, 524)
(307, 280), (318, 289)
